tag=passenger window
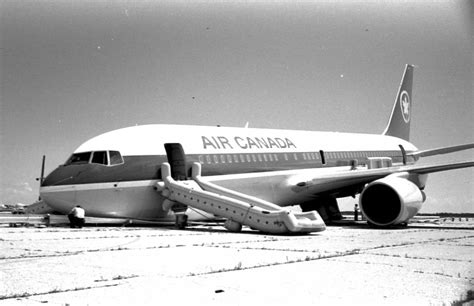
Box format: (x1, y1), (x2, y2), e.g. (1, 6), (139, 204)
(91, 151), (108, 165)
(109, 151), (124, 165)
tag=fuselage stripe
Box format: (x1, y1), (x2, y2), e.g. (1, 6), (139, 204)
(42, 150), (414, 187)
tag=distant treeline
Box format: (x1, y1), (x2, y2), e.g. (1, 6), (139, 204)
(420, 212), (474, 218)
(341, 211), (474, 218)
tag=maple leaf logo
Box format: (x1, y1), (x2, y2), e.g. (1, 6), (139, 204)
(400, 91), (410, 123)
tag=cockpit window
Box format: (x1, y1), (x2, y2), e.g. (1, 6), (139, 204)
(65, 151), (123, 166)
(91, 151), (108, 165)
(66, 152), (92, 165)
(109, 151), (124, 165)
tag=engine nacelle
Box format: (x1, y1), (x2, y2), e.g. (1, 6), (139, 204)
(359, 175), (425, 227)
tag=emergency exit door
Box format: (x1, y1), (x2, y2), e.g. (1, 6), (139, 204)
(164, 143), (187, 180)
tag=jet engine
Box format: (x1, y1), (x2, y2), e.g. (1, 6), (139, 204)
(359, 175), (425, 227)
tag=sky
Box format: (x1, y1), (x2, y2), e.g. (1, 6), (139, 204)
(1, 0), (472, 213)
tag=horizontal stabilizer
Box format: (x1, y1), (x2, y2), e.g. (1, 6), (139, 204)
(411, 143), (474, 158)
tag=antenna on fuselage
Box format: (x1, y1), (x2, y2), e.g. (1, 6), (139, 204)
(244, 122), (249, 128)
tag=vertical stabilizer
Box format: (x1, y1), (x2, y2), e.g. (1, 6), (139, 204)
(383, 64), (414, 141)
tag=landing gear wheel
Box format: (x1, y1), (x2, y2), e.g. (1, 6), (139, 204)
(224, 219), (242, 232)
(175, 214), (188, 229)
(325, 196), (342, 221)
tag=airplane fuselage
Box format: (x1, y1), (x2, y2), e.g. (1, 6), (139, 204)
(40, 124), (418, 221)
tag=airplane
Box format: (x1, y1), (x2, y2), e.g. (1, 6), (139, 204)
(39, 64), (474, 234)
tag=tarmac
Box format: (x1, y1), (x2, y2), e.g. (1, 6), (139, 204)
(0, 219), (473, 305)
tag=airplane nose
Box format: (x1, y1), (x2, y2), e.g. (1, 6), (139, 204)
(41, 166), (74, 187)
(40, 166), (78, 213)
(40, 185), (75, 214)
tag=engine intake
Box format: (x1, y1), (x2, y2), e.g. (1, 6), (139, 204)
(360, 175), (424, 227)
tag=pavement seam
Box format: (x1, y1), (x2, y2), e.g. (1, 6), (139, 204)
(0, 282), (121, 301)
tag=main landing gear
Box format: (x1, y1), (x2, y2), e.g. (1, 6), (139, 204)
(300, 196), (342, 223)
(175, 213), (188, 229)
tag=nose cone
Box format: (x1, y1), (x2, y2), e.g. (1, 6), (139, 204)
(40, 166), (78, 214)
(40, 187), (74, 214)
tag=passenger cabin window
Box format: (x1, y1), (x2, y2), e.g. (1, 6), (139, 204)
(91, 151), (108, 165)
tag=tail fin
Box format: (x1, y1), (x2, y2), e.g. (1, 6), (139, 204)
(383, 64), (414, 141)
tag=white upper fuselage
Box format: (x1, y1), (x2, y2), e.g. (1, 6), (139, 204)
(76, 124), (417, 156)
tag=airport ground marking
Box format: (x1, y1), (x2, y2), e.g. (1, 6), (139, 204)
(2, 230), (472, 262)
(0, 282), (122, 301)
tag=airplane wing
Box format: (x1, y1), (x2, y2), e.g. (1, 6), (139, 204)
(288, 145), (473, 227)
(291, 160), (474, 196)
(293, 143), (474, 195)
(400, 160), (474, 174)
(410, 143), (474, 158)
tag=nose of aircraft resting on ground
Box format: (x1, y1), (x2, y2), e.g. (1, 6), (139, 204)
(39, 154), (178, 221)
(40, 164), (88, 214)
(40, 149), (126, 215)
(40, 181), (73, 215)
